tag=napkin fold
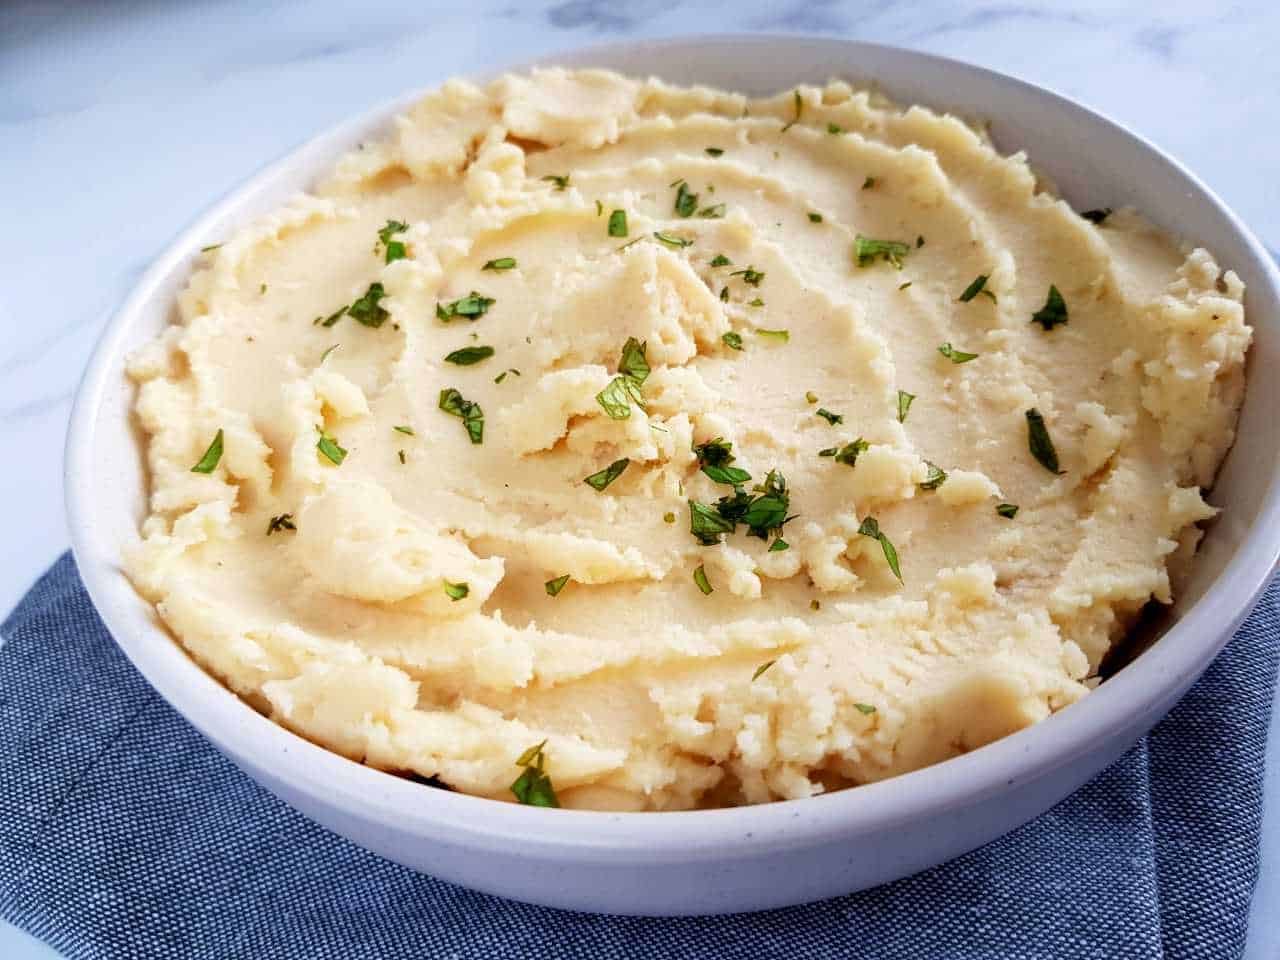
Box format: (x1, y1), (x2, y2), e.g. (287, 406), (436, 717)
(0, 554), (1275, 959)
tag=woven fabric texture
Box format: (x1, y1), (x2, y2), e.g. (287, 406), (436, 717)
(0, 554), (1275, 959)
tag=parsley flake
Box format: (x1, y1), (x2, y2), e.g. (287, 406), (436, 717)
(695, 437), (751, 485)
(698, 203), (726, 219)
(653, 230), (693, 248)
(315, 426), (347, 465)
(938, 342), (979, 363)
(827, 122), (843, 134)
(545, 574), (570, 597)
(1081, 208), (1112, 225)
(378, 220), (408, 263)
(996, 503), (1019, 519)
(820, 438), (869, 467)
(816, 408), (843, 426)
(897, 390), (915, 422)
(689, 499), (736, 545)
(757, 329), (789, 343)
(511, 741), (559, 807)
(781, 89), (803, 132)
(1026, 408), (1064, 474)
(858, 516), (902, 582)
(436, 291), (494, 322)
(862, 175), (876, 190)
(482, 257), (517, 271)
(1030, 285), (1068, 330)
(494, 368), (521, 384)
(595, 338), (649, 419)
(319, 344), (339, 364)
(191, 430), (225, 473)
(854, 235), (910, 269)
(443, 580), (469, 601)
(542, 174), (570, 191)
(919, 461), (948, 490)
(320, 306), (347, 328)
(607, 209), (628, 237)
(710, 254), (732, 267)
(808, 212), (823, 223)
(584, 458), (630, 492)
(769, 538), (789, 552)
(705, 147), (724, 157)
(439, 388), (484, 444)
(854, 702), (877, 715)
(752, 660), (777, 681)
(266, 513), (295, 535)
(444, 345), (495, 365)
(731, 266), (765, 286)
(722, 331), (743, 351)
(393, 425), (415, 436)
(693, 564), (713, 595)
(348, 282), (389, 327)
(674, 180), (699, 218)
(958, 274), (992, 302)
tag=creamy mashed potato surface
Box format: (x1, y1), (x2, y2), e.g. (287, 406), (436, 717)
(126, 70), (1251, 810)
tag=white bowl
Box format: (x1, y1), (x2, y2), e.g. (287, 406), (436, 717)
(65, 35), (1280, 916)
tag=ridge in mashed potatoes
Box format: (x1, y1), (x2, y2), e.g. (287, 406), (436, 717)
(126, 69), (1250, 810)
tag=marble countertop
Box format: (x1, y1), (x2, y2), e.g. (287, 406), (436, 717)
(1, 1), (1276, 955)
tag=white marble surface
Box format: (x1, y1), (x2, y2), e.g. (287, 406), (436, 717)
(1, 0), (1276, 955)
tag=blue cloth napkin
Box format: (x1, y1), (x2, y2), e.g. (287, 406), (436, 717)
(0, 554), (1275, 959)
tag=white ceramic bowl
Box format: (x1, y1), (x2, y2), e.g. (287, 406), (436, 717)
(65, 36), (1280, 916)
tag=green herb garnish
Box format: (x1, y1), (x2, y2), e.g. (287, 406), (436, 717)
(705, 147), (724, 157)
(722, 331), (743, 351)
(781, 89), (803, 132)
(1081, 208), (1112, 224)
(862, 176), (876, 190)
(854, 235), (910, 269)
(710, 254), (732, 267)
(816, 408), (843, 426)
(545, 574), (570, 597)
(693, 564), (713, 595)
(731, 267), (764, 286)
(808, 212), (823, 223)
(315, 426), (347, 465)
(698, 204), (726, 218)
(378, 220), (408, 263)
(393, 425), (415, 436)
(436, 291), (494, 322)
(827, 122), (843, 134)
(444, 345), (495, 365)
(996, 503), (1019, 519)
(854, 702), (877, 715)
(1026, 408), (1063, 474)
(938, 342), (979, 363)
(511, 741), (559, 807)
(191, 430), (225, 473)
(320, 306), (347, 328)
(769, 538), (789, 552)
(689, 499), (736, 545)
(584, 457), (630, 492)
(1030, 285), (1068, 330)
(653, 230), (693, 248)
(266, 513), (295, 535)
(897, 390), (915, 422)
(607, 209), (628, 237)
(200, 243), (223, 253)
(439, 388), (484, 444)
(542, 174), (570, 191)
(820, 438), (869, 467)
(674, 180), (698, 218)
(752, 660), (776, 681)
(443, 580), (469, 601)
(919, 461), (947, 490)
(348, 282), (389, 327)
(858, 516), (902, 582)
(494, 368), (520, 383)
(695, 437), (751, 485)
(482, 257), (517, 271)
(319, 344), (339, 364)
(595, 338), (649, 420)
(757, 329), (789, 343)
(958, 274), (993, 302)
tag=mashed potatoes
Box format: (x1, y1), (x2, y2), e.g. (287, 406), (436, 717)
(125, 69), (1251, 810)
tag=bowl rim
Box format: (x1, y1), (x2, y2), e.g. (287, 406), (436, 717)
(64, 33), (1280, 856)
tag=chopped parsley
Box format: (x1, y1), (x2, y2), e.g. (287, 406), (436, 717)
(827, 122), (843, 134)
(674, 180), (699, 217)
(319, 344), (339, 364)
(769, 538), (789, 552)
(482, 257), (517, 271)
(719, 286), (730, 302)
(695, 437), (752, 485)
(808, 212), (823, 223)
(938, 342), (979, 363)
(781, 89), (803, 132)
(1026, 408), (1064, 474)
(584, 458), (630, 492)
(862, 175), (877, 190)
(542, 174), (570, 191)
(320, 306), (347, 328)
(398, 449), (406, 464)
(710, 253), (732, 267)
(899, 281), (912, 291)
(722, 331), (743, 351)
(511, 741), (559, 807)
(443, 580), (469, 601)
(689, 500), (737, 545)
(438, 388), (484, 444)
(444, 345), (495, 365)
(897, 390), (915, 422)
(739, 470), (791, 540)
(748, 298), (764, 307)
(545, 574), (570, 597)
(259, 283), (267, 295)
(200, 243), (223, 253)
(266, 513), (296, 535)
(1030, 285), (1068, 330)
(731, 266), (765, 286)
(757, 329), (789, 343)
(705, 147), (724, 157)
(595, 337), (649, 420)
(916, 235), (925, 248)
(752, 660), (777, 681)
(191, 430), (224, 473)
(653, 230), (693, 248)
(348, 282), (389, 327)
(1081, 208), (1112, 225)
(816, 408), (843, 426)
(958, 274), (996, 303)
(494, 368), (521, 384)
(854, 702), (877, 715)
(820, 438), (869, 467)
(378, 220), (408, 263)
(693, 564), (713, 595)
(854, 235), (910, 269)
(607, 209), (628, 237)
(996, 503), (1020, 519)
(858, 516), (902, 582)
(698, 203), (726, 219)
(315, 426), (347, 465)
(919, 461), (948, 490)
(436, 291), (494, 322)
(393, 425), (415, 436)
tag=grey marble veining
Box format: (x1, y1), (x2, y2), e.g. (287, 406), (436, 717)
(0, 2), (1275, 956)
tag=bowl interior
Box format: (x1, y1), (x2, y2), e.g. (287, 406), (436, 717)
(66, 36), (1280, 848)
